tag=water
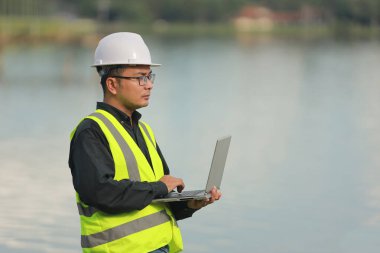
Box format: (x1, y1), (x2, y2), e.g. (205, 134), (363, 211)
(1, 35), (380, 253)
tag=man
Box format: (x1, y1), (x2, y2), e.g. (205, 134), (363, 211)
(68, 32), (221, 253)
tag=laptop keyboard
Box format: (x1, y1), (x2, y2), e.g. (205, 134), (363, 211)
(176, 190), (205, 197)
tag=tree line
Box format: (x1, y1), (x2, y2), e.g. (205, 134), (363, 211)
(1, 0), (379, 26)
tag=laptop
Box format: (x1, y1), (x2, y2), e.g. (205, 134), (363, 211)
(153, 135), (231, 202)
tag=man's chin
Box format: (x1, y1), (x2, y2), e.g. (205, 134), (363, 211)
(137, 102), (149, 109)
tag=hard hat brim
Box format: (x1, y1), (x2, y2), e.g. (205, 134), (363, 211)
(91, 63), (161, 67)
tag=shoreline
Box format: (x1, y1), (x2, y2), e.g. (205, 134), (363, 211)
(1, 17), (379, 46)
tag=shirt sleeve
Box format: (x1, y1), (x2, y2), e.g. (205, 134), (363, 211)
(69, 119), (168, 214)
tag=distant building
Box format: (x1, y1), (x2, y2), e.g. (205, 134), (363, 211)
(234, 5), (274, 32)
(233, 5), (324, 32)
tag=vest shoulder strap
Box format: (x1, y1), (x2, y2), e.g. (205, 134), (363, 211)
(139, 121), (156, 148)
(87, 110), (140, 181)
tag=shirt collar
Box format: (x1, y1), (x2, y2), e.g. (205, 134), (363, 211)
(96, 102), (142, 124)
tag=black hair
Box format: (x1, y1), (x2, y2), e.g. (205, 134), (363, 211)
(96, 65), (128, 93)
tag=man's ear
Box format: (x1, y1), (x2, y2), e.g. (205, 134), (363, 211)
(106, 77), (118, 95)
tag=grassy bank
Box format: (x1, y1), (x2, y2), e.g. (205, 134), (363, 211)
(1, 16), (379, 45)
(0, 17), (99, 45)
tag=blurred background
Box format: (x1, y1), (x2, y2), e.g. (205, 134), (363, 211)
(1, 0), (380, 252)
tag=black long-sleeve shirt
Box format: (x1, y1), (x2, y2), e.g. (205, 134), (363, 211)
(68, 102), (196, 220)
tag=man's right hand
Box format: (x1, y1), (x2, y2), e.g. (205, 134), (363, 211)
(159, 175), (185, 193)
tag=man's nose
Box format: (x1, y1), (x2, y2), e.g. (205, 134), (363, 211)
(144, 79), (153, 89)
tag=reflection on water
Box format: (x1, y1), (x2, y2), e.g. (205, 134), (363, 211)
(1, 36), (380, 253)
(0, 138), (78, 253)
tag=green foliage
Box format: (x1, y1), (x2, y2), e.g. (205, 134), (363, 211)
(1, 0), (379, 25)
(330, 0), (380, 25)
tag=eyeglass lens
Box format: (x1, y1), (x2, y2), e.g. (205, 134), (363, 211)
(140, 74), (155, 85)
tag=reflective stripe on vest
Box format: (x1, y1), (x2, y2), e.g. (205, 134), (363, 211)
(139, 121), (155, 148)
(81, 210), (171, 248)
(90, 112), (140, 181)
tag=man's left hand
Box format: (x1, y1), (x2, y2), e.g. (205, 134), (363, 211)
(187, 186), (222, 209)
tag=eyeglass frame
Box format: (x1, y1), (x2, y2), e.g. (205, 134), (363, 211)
(110, 73), (156, 86)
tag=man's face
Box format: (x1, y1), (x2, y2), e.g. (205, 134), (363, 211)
(111, 65), (153, 111)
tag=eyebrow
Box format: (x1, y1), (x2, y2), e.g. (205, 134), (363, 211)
(136, 70), (152, 76)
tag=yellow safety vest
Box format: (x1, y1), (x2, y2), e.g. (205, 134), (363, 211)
(71, 109), (183, 253)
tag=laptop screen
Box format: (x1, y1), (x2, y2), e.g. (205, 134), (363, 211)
(205, 136), (231, 192)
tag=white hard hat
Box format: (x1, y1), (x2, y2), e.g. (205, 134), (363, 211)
(92, 32), (160, 67)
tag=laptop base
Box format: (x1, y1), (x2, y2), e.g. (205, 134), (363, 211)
(152, 190), (210, 203)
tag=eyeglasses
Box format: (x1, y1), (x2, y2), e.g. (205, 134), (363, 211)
(110, 73), (156, 86)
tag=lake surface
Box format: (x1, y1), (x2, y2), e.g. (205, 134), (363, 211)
(1, 34), (380, 253)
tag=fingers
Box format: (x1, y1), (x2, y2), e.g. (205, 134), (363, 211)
(159, 175), (185, 192)
(177, 184), (185, 193)
(186, 186), (222, 210)
(187, 199), (206, 209)
(206, 186), (222, 205)
(175, 178), (185, 192)
(209, 186), (222, 202)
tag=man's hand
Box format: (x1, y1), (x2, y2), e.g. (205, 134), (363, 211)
(187, 186), (222, 209)
(159, 175), (185, 193)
